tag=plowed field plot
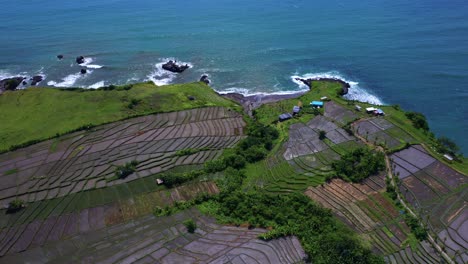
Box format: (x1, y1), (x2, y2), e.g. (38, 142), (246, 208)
(283, 115), (357, 161)
(0, 107), (245, 205)
(385, 241), (443, 264)
(323, 101), (358, 125)
(352, 118), (415, 150)
(390, 146), (468, 263)
(0, 181), (219, 256)
(1, 209), (306, 264)
(303, 174), (415, 256)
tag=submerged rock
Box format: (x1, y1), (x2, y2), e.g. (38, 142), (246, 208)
(199, 74), (210, 84)
(162, 60), (190, 73)
(57, 54), (64, 60)
(295, 77), (350, 95)
(30, 75), (44, 86)
(76, 56), (85, 64)
(0, 77), (25, 94)
(80, 69), (87, 74)
(22, 81), (28, 85)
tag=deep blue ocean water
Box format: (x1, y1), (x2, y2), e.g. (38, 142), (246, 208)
(1, 0), (467, 152)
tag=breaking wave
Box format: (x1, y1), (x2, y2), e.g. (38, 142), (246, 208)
(291, 71), (384, 105)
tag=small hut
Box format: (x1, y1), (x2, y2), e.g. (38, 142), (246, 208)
(279, 113), (293, 122)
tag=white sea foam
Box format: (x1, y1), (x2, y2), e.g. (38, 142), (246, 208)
(291, 71), (384, 105)
(216, 87), (307, 97)
(89, 81), (105, 89)
(79, 57), (103, 69)
(147, 58), (193, 86)
(47, 70), (92, 88)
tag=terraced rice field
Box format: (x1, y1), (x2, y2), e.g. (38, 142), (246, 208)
(304, 174), (446, 262)
(353, 117), (416, 149)
(246, 114), (365, 193)
(0, 181), (219, 256)
(2, 208), (307, 264)
(390, 146), (468, 263)
(0, 107), (245, 206)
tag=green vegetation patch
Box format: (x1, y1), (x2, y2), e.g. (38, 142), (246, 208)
(0, 82), (240, 152)
(199, 191), (383, 263)
(332, 147), (385, 183)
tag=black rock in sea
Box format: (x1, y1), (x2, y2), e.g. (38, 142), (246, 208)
(162, 60), (190, 73)
(31, 75), (44, 86)
(76, 56), (85, 64)
(0, 77), (25, 94)
(57, 54), (64, 60)
(80, 69), (87, 74)
(199, 74), (210, 84)
(22, 81), (28, 85)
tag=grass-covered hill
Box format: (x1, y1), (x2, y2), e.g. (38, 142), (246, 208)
(0, 82), (240, 153)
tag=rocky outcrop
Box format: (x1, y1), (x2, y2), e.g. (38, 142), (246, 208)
(30, 75), (44, 86)
(0, 77), (25, 94)
(57, 54), (64, 60)
(199, 74), (210, 84)
(80, 69), (87, 74)
(76, 56), (85, 64)
(295, 77), (350, 95)
(162, 60), (190, 73)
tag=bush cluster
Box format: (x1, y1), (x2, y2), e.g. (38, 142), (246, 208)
(159, 170), (205, 187)
(435, 136), (461, 158)
(404, 213), (428, 241)
(7, 199), (25, 214)
(332, 148), (385, 183)
(204, 123), (278, 173)
(115, 160), (139, 179)
(183, 219), (197, 233)
(405, 111), (429, 131)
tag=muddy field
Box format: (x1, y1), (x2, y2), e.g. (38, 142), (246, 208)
(0, 107), (245, 205)
(2, 209), (306, 264)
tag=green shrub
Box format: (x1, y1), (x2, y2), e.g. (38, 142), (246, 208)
(183, 219), (197, 233)
(115, 160), (139, 179)
(224, 154), (246, 169)
(7, 199), (25, 214)
(159, 170), (205, 187)
(204, 159), (227, 173)
(319, 130), (326, 140)
(242, 146), (267, 163)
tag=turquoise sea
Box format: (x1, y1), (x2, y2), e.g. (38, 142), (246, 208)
(1, 0), (467, 152)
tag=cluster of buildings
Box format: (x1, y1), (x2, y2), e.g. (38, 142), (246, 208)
(279, 98), (328, 122)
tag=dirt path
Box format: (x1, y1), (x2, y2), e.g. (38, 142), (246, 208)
(353, 125), (454, 264)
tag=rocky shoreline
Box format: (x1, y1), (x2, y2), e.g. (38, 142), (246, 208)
(221, 77), (352, 116)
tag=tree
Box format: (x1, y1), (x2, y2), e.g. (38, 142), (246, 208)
(436, 136), (461, 156)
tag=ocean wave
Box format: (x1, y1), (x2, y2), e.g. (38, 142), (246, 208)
(147, 58), (193, 86)
(89, 81), (105, 89)
(47, 70), (92, 88)
(79, 57), (104, 69)
(291, 71), (384, 105)
(216, 87), (307, 97)
(0, 69), (47, 88)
